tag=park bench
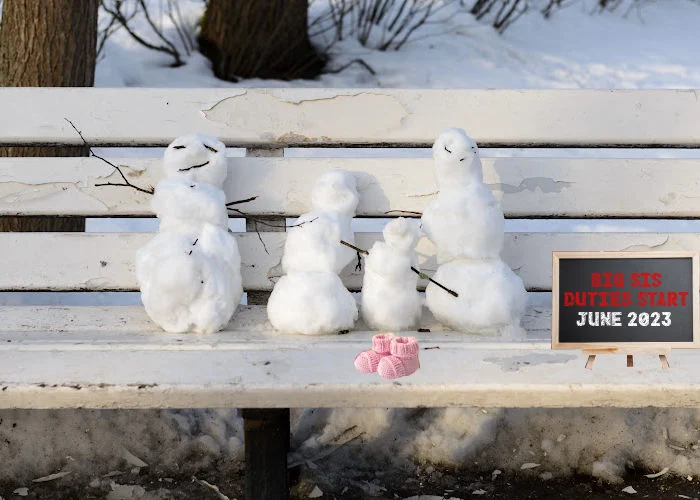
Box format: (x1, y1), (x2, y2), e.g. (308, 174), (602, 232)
(1, 88), (700, 498)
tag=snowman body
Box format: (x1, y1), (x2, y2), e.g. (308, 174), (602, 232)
(281, 210), (355, 275)
(426, 258), (526, 334)
(422, 128), (526, 335)
(135, 134), (243, 333)
(422, 180), (504, 264)
(267, 170), (359, 335)
(361, 218), (422, 331)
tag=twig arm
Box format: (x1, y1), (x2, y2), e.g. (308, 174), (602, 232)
(339, 240), (458, 298)
(340, 240), (369, 255)
(411, 266), (458, 297)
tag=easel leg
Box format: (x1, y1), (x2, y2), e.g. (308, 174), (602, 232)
(585, 354), (596, 370)
(626, 355), (634, 368)
(659, 354), (670, 369)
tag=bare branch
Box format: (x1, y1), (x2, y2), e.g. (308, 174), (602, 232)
(227, 207), (318, 229)
(64, 118), (155, 195)
(252, 219), (269, 255)
(226, 196), (258, 206)
(100, 0), (184, 67)
(325, 58), (376, 76)
(340, 239), (458, 297)
(384, 209), (422, 216)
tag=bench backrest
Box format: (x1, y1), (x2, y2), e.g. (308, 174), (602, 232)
(1, 88), (699, 296)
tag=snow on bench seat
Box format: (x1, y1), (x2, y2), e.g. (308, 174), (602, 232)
(1, 301), (697, 409)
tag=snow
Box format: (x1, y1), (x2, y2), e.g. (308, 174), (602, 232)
(150, 178), (229, 234)
(281, 170), (359, 275)
(95, 1), (700, 90)
(268, 170), (359, 335)
(5, 0), (700, 488)
(422, 129), (526, 334)
(361, 218), (422, 331)
(135, 135), (243, 333)
(267, 271), (358, 335)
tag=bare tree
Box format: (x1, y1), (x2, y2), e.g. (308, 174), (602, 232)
(199, 0), (325, 81)
(0, 0), (99, 232)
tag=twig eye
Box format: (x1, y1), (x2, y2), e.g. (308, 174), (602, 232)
(173, 145), (186, 149)
(444, 146), (452, 154)
(204, 144), (218, 153)
(459, 158), (465, 162)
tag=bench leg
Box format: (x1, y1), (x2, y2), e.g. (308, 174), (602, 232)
(242, 408), (290, 500)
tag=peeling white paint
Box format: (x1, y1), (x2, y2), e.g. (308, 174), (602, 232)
(3, 157), (700, 218)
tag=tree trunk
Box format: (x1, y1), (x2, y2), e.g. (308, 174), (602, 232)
(0, 0), (98, 232)
(199, 0), (324, 81)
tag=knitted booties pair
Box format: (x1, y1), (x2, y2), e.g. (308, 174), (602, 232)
(354, 333), (420, 379)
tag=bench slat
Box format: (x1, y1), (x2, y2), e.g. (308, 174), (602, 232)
(1, 88), (700, 147)
(0, 232), (693, 292)
(4, 157), (700, 218)
(0, 302), (550, 339)
(1, 303), (698, 410)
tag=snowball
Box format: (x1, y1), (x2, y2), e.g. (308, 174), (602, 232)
(310, 169), (359, 217)
(151, 178), (229, 235)
(162, 134), (227, 188)
(361, 218), (422, 331)
(282, 170), (359, 274)
(425, 258), (526, 334)
(421, 127), (504, 263)
(267, 272), (358, 335)
(136, 224), (242, 333)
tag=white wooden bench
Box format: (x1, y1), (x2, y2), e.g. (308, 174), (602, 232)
(2, 88), (700, 498)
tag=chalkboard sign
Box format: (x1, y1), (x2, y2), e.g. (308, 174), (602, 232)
(552, 252), (700, 350)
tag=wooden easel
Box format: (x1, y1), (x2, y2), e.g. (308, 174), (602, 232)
(584, 348), (670, 370)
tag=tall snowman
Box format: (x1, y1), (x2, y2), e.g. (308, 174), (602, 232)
(422, 128), (526, 335)
(136, 134), (243, 333)
(267, 170), (359, 335)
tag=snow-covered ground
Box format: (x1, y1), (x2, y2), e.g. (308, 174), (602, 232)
(96, 0), (700, 89)
(4, 0), (700, 495)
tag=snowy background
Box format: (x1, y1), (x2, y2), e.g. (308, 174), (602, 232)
(3, 0), (700, 496)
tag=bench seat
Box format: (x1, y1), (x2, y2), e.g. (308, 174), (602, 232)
(4, 88), (700, 498)
(2, 300), (697, 409)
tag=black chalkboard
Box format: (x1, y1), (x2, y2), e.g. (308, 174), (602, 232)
(552, 252), (699, 348)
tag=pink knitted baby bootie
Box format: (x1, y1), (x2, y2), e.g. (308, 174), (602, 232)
(377, 336), (420, 379)
(354, 333), (395, 373)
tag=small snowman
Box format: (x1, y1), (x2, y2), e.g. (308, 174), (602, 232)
(136, 134), (243, 333)
(422, 128), (526, 335)
(267, 170), (359, 335)
(361, 217), (422, 331)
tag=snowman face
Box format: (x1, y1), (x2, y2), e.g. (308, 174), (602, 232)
(432, 127), (479, 164)
(383, 217), (419, 253)
(311, 170), (359, 216)
(162, 134), (227, 188)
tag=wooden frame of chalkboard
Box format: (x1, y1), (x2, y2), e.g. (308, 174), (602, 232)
(552, 251), (700, 352)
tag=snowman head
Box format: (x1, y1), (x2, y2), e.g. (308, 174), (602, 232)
(311, 170), (359, 216)
(162, 134), (227, 188)
(383, 217), (419, 254)
(432, 128), (482, 185)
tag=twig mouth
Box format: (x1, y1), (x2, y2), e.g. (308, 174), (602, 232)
(179, 161), (209, 172)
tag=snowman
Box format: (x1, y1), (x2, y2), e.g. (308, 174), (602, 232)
(422, 128), (526, 335)
(361, 217), (422, 331)
(135, 134), (243, 333)
(267, 170), (359, 335)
